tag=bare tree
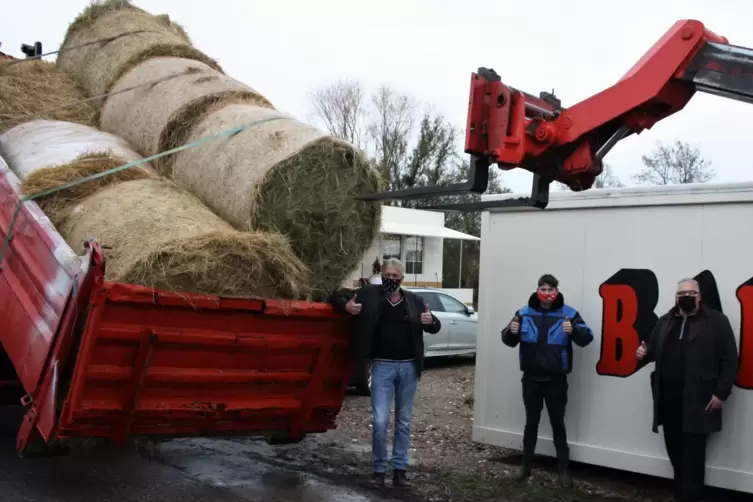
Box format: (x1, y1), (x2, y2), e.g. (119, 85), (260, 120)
(392, 109), (458, 207)
(368, 85), (417, 186)
(442, 161), (510, 294)
(307, 79), (513, 296)
(307, 79), (368, 149)
(634, 140), (714, 185)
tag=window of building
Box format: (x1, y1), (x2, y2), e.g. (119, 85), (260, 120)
(382, 234), (401, 261)
(405, 236), (424, 275)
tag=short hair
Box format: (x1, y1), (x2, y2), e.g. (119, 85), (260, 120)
(538, 274), (559, 288)
(677, 278), (700, 291)
(382, 258), (404, 276)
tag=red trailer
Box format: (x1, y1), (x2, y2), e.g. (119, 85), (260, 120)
(0, 160), (354, 456)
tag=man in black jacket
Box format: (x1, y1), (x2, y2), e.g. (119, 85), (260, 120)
(636, 277), (738, 502)
(331, 258), (441, 488)
(501, 274), (593, 488)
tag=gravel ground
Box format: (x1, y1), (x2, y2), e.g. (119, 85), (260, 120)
(47, 355), (746, 502)
(318, 356), (748, 502)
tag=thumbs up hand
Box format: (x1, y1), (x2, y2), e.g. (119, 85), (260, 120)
(636, 341), (648, 361)
(563, 317), (573, 334)
(420, 303), (433, 325)
(510, 316), (521, 335)
(345, 293), (362, 315)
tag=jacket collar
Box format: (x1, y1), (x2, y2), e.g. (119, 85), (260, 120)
(528, 292), (564, 311)
(668, 304), (709, 318)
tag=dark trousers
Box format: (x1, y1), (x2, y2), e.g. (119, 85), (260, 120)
(521, 377), (569, 462)
(661, 398), (708, 502)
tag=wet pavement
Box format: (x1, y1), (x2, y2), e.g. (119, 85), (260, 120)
(146, 435), (402, 502)
(0, 406), (241, 502)
(0, 438), (248, 502)
(0, 407), (399, 502)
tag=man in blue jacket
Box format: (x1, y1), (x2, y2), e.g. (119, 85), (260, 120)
(501, 274), (594, 488)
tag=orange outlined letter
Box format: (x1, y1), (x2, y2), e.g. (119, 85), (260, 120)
(736, 278), (753, 389)
(597, 269), (659, 377)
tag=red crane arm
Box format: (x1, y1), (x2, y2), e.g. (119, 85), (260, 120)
(465, 19), (750, 193)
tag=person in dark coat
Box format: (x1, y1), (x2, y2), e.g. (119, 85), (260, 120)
(636, 277), (738, 502)
(500, 274), (594, 488)
(331, 258), (441, 488)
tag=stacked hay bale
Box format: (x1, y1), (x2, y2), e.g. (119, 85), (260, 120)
(169, 106), (381, 300)
(0, 59), (95, 133)
(0, 120), (155, 217)
(56, 0), (221, 115)
(60, 0), (382, 300)
(0, 120), (309, 298)
(99, 56), (273, 169)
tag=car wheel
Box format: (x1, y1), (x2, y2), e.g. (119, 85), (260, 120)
(354, 360), (372, 396)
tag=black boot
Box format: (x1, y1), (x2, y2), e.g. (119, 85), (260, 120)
(556, 447), (573, 489)
(370, 472), (386, 486)
(392, 469), (411, 488)
(512, 447), (534, 481)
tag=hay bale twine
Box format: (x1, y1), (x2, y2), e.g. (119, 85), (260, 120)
(56, 0), (220, 111)
(100, 57), (272, 171)
(58, 178), (310, 298)
(0, 60), (95, 133)
(0, 119), (156, 217)
(171, 103), (382, 299)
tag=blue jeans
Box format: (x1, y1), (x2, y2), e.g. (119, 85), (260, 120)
(370, 360), (419, 472)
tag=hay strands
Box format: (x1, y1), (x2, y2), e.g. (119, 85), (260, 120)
(0, 116), (287, 266)
(0, 66), (196, 131)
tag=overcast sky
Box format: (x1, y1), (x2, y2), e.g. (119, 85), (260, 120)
(2, 0), (752, 193)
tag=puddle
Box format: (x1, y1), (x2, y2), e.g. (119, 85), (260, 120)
(153, 438), (391, 502)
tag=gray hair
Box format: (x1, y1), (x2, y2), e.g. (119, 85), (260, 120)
(382, 258), (404, 276)
(677, 278), (700, 290)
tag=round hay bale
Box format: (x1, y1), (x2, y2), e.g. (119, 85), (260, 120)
(0, 119), (156, 216)
(100, 57), (273, 172)
(0, 60), (95, 133)
(58, 178), (310, 298)
(56, 0), (220, 111)
(172, 103), (382, 299)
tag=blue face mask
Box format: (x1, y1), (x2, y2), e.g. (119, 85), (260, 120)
(382, 277), (401, 292)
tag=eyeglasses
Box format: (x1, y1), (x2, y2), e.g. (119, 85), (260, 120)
(676, 290), (699, 297)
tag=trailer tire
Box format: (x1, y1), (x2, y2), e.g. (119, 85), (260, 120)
(353, 361), (371, 397)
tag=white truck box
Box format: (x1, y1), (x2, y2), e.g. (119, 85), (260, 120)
(473, 182), (753, 494)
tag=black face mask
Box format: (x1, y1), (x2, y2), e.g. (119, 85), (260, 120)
(677, 296), (697, 312)
(382, 277), (401, 293)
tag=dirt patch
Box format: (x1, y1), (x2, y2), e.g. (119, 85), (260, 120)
(139, 357), (747, 502)
(303, 357), (747, 502)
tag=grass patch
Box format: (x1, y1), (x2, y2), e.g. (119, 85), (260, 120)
(441, 472), (629, 502)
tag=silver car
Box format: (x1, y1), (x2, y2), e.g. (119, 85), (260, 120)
(406, 287), (478, 357)
(350, 287), (478, 395)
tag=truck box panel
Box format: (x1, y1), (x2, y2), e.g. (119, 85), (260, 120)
(58, 283), (353, 443)
(0, 161), (354, 453)
(0, 164), (86, 392)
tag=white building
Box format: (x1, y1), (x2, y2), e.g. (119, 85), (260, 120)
(346, 205), (480, 294)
